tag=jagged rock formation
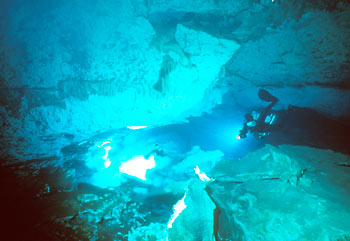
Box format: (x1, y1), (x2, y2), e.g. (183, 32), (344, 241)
(209, 145), (350, 240)
(0, 0), (238, 159)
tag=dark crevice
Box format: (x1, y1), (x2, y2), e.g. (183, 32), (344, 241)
(258, 80), (350, 90)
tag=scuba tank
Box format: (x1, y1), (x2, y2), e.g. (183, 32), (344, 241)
(258, 89), (279, 103)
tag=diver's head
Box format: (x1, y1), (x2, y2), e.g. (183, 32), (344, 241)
(237, 128), (248, 139)
(245, 113), (254, 122)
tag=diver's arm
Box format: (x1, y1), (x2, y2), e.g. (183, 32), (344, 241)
(256, 101), (277, 125)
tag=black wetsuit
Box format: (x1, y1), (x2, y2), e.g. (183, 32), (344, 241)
(252, 100), (278, 134)
(239, 89), (279, 139)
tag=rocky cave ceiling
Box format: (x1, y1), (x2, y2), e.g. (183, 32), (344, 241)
(0, 0), (349, 159)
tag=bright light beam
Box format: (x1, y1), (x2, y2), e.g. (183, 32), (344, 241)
(104, 158), (111, 168)
(119, 155), (155, 180)
(126, 126), (147, 130)
(102, 146), (112, 168)
(167, 192), (187, 228)
(194, 165), (212, 182)
(98, 138), (112, 147)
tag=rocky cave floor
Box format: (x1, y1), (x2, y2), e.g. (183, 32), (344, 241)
(1, 105), (350, 241)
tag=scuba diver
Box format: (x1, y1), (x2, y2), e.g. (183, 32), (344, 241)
(237, 89), (279, 139)
(145, 143), (166, 160)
